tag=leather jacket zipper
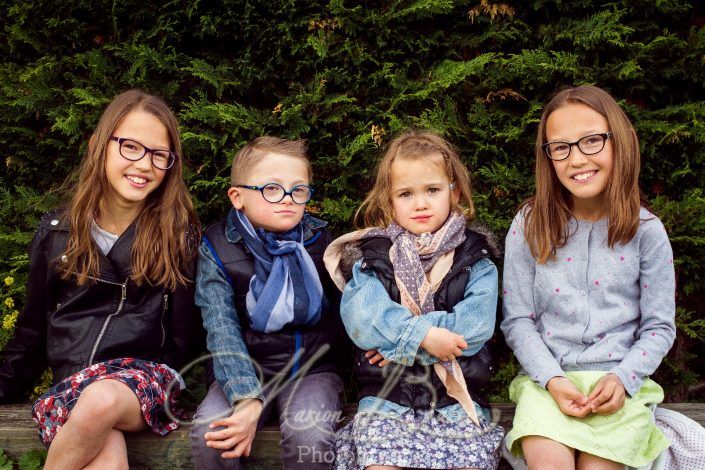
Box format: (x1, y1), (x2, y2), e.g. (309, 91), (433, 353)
(87, 277), (128, 366)
(160, 294), (168, 348)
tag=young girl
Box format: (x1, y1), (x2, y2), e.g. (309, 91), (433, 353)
(501, 85), (675, 469)
(0, 90), (203, 469)
(325, 129), (504, 470)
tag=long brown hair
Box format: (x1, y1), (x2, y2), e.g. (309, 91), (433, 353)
(524, 85), (645, 263)
(355, 129), (475, 228)
(61, 89), (200, 289)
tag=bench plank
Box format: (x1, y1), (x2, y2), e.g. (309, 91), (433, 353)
(1, 403), (703, 469)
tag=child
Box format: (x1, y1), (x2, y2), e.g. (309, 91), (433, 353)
(324, 129), (504, 470)
(189, 137), (345, 469)
(501, 85), (676, 469)
(0, 89), (203, 468)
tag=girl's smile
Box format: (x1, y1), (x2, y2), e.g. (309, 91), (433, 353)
(571, 170), (597, 182)
(125, 174), (152, 187)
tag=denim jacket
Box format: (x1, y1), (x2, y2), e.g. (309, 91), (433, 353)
(341, 256), (498, 421)
(196, 212), (330, 405)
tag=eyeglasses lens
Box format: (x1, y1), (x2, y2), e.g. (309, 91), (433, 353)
(119, 139), (174, 170)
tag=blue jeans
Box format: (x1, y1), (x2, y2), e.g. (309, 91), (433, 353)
(189, 372), (344, 469)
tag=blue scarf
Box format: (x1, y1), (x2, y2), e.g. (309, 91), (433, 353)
(231, 210), (324, 333)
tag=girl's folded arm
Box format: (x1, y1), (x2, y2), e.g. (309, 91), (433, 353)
(414, 258), (498, 365)
(610, 220), (677, 396)
(340, 260), (434, 366)
(196, 243), (263, 404)
(500, 216), (565, 388)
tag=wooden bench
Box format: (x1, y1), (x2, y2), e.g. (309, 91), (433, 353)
(2, 403), (703, 469)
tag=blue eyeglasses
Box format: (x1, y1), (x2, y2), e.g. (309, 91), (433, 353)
(235, 183), (314, 204)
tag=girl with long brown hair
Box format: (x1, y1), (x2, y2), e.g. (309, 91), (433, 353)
(0, 89), (202, 468)
(501, 85), (676, 469)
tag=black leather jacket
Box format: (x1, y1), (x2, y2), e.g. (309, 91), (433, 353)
(352, 229), (496, 409)
(0, 210), (204, 403)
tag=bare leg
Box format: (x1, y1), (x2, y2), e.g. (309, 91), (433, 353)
(44, 379), (145, 470)
(82, 429), (129, 470)
(577, 452), (624, 470)
(522, 435), (576, 470)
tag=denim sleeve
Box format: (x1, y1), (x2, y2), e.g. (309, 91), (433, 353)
(413, 257), (498, 365)
(196, 242), (263, 404)
(610, 218), (676, 396)
(340, 261), (435, 366)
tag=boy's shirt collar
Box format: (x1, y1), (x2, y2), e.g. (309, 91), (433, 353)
(225, 207), (327, 244)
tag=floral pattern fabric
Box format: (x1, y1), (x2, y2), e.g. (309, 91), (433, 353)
(31, 357), (182, 446)
(333, 408), (504, 469)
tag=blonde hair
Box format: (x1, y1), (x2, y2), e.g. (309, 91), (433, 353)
(523, 85), (647, 263)
(230, 137), (312, 186)
(355, 129), (475, 228)
(61, 89), (200, 289)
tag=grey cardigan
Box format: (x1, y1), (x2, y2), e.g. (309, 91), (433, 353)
(501, 207), (676, 396)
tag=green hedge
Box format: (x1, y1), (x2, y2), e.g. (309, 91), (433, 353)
(1, 0), (704, 401)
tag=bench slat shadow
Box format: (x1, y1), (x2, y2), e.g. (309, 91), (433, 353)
(2, 403), (703, 469)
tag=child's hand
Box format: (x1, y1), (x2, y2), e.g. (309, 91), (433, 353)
(365, 349), (391, 367)
(420, 326), (468, 362)
(204, 398), (263, 459)
(546, 376), (591, 418)
(588, 373), (626, 415)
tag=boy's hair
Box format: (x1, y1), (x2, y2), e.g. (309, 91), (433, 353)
(230, 137), (312, 186)
(355, 129), (475, 229)
(62, 89), (200, 290)
(523, 85), (646, 263)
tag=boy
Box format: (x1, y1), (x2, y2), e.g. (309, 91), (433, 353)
(189, 137), (345, 469)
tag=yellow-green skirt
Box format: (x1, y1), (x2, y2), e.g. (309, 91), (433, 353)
(505, 371), (670, 467)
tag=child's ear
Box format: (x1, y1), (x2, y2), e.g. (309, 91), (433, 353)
(227, 187), (245, 210)
(450, 182), (460, 205)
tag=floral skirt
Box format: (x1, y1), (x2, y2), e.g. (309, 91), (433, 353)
(31, 358), (183, 447)
(333, 408), (504, 469)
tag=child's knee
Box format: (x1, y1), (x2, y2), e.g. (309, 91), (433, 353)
(70, 381), (130, 429)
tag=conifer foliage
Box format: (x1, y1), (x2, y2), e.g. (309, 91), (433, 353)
(1, 0), (704, 400)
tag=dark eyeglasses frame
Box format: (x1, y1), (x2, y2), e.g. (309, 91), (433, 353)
(109, 136), (177, 170)
(235, 183), (314, 204)
(542, 132), (612, 161)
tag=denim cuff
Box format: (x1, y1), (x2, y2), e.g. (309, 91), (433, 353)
(222, 376), (264, 405)
(395, 315), (433, 366)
